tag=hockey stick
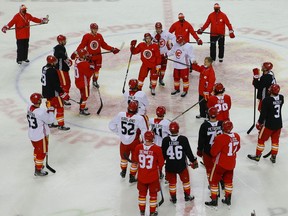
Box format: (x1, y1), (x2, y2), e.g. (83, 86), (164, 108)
(123, 152), (135, 163)
(171, 98), (204, 122)
(46, 153), (56, 173)
(158, 169), (164, 207)
(188, 41), (212, 44)
(69, 98), (80, 104)
(8, 15), (49, 30)
(200, 31), (228, 37)
(94, 42), (125, 55)
(122, 49), (134, 94)
(96, 88), (103, 115)
(167, 58), (190, 67)
(247, 87), (257, 134)
(263, 151), (271, 158)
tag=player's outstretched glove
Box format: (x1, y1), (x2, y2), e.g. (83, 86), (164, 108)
(253, 68), (260, 79)
(41, 17), (49, 24)
(197, 28), (203, 35)
(229, 30), (235, 38)
(1, 25), (8, 33)
(130, 40), (137, 47)
(197, 39), (203, 45)
(112, 47), (120, 54)
(70, 51), (78, 60)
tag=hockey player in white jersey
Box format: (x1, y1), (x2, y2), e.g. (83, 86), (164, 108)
(27, 93), (55, 176)
(109, 100), (148, 183)
(152, 22), (176, 86)
(123, 78), (149, 116)
(167, 35), (196, 97)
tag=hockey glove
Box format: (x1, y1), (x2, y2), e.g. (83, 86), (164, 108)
(197, 39), (203, 45)
(229, 30), (235, 38)
(253, 68), (260, 79)
(203, 92), (209, 101)
(1, 25), (8, 33)
(70, 51), (78, 60)
(41, 17), (49, 24)
(112, 47), (120, 54)
(197, 28), (203, 35)
(256, 122), (263, 130)
(60, 92), (70, 101)
(154, 33), (161, 42)
(130, 40), (137, 47)
(197, 150), (203, 157)
(190, 160), (199, 169)
(64, 59), (73, 67)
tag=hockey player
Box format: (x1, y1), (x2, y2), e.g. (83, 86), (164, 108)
(27, 93), (55, 176)
(162, 121), (198, 204)
(167, 35), (196, 97)
(247, 84), (284, 163)
(205, 120), (240, 208)
(123, 79), (149, 116)
(74, 49), (94, 116)
(169, 12), (202, 45)
(130, 33), (161, 95)
(71, 23), (120, 88)
(197, 107), (223, 185)
(109, 101), (149, 183)
(197, 3), (235, 62)
(192, 57), (216, 117)
(53, 34), (72, 106)
(132, 131), (164, 216)
(252, 62), (276, 111)
(207, 82), (231, 121)
(41, 55), (70, 130)
(1, 4), (49, 64)
(152, 22), (175, 86)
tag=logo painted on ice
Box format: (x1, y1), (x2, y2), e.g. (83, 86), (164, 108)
(144, 49), (152, 59)
(175, 49), (182, 59)
(90, 40), (99, 50)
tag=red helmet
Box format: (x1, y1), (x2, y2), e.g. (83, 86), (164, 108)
(128, 100), (138, 113)
(156, 106), (166, 117)
(20, 4), (27, 11)
(30, 93), (42, 104)
(90, 23), (98, 30)
(57, 34), (66, 43)
(208, 107), (218, 118)
(262, 62), (273, 71)
(214, 3), (220, 8)
(169, 121), (179, 134)
(222, 120), (233, 133)
(46, 55), (57, 64)
(144, 131), (155, 142)
(78, 49), (88, 59)
(144, 33), (152, 40)
(214, 83), (225, 94)
(155, 22), (162, 29)
(176, 35), (184, 44)
(129, 79), (138, 90)
(269, 83), (280, 95)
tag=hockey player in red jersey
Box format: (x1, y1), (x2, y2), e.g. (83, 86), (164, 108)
(169, 12), (202, 45)
(27, 93), (55, 176)
(252, 62), (276, 111)
(132, 131), (164, 216)
(167, 35), (196, 97)
(207, 82), (231, 121)
(162, 121), (198, 204)
(197, 107), (223, 184)
(197, 3), (235, 62)
(248, 84), (284, 163)
(205, 120), (240, 208)
(74, 49), (94, 116)
(130, 33), (161, 95)
(192, 57), (216, 118)
(54, 34), (72, 107)
(71, 23), (120, 88)
(152, 22), (175, 86)
(41, 55), (70, 130)
(109, 101), (148, 183)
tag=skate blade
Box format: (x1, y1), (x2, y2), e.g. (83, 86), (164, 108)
(205, 205), (218, 211)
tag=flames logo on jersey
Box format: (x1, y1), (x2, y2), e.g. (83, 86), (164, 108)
(175, 49), (182, 59)
(90, 40), (99, 50)
(143, 49), (152, 59)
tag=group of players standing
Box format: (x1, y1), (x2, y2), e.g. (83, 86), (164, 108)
(2, 3), (284, 216)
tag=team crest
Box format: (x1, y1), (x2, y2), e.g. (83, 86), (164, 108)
(144, 49), (152, 59)
(90, 40), (99, 50)
(175, 49), (182, 59)
(159, 39), (165, 48)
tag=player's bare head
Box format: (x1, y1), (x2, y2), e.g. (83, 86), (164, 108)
(204, 57), (213, 67)
(155, 22), (163, 33)
(30, 93), (42, 106)
(156, 106), (166, 118)
(129, 79), (139, 91)
(169, 121), (179, 135)
(208, 107), (218, 119)
(90, 23), (98, 34)
(144, 131), (155, 144)
(213, 82), (225, 95)
(127, 100), (138, 114)
(143, 33), (152, 44)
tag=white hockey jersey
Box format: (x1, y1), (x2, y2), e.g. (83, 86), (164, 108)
(167, 42), (195, 69)
(123, 90), (149, 115)
(109, 111), (148, 145)
(152, 30), (175, 55)
(27, 105), (55, 141)
(149, 118), (170, 147)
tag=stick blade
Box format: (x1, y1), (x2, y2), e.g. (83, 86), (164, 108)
(46, 164), (56, 173)
(246, 124), (255, 134)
